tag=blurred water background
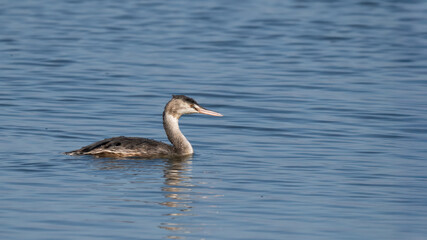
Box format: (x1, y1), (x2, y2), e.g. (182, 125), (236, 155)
(1, 0), (427, 239)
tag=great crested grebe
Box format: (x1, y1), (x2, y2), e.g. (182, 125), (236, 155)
(65, 95), (223, 158)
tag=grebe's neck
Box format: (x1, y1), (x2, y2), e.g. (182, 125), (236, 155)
(163, 112), (193, 155)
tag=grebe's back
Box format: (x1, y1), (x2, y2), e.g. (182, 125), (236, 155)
(65, 136), (173, 158)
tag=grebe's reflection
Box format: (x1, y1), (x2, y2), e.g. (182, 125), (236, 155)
(159, 156), (195, 236)
(92, 155), (195, 238)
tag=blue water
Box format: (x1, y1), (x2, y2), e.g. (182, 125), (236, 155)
(1, 0), (427, 239)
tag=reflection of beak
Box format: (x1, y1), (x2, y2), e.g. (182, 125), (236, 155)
(195, 105), (223, 117)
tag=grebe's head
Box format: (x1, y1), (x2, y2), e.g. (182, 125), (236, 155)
(165, 95), (223, 119)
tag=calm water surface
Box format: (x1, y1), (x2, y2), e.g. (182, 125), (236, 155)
(1, 0), (427, 239)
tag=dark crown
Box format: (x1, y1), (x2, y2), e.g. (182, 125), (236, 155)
(172, 95), (198, 105)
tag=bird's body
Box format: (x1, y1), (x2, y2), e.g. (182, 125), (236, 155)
(65, 95), (222, 158)
(65, 136), (174, 158)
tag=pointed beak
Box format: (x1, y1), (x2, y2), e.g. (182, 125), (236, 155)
(195, 105), (223, 117)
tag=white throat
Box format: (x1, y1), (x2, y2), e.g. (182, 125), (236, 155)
(163, 113), (193, 155)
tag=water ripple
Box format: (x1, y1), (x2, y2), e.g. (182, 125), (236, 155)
(1, 1), (427, 240)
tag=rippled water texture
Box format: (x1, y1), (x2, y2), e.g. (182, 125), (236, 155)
(1, 0), (427, 239)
